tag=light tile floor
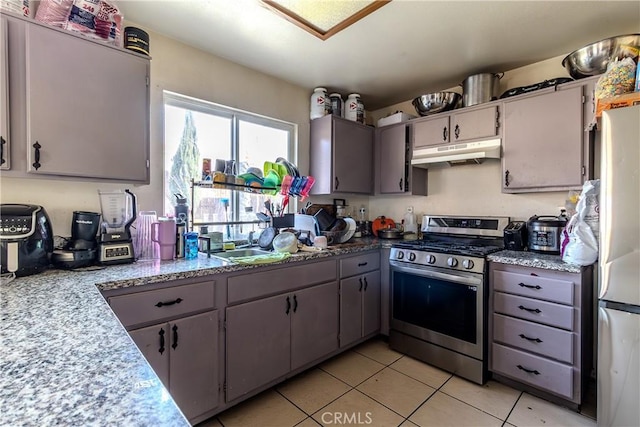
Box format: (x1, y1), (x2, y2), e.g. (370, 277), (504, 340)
(201, 338), (596, 427)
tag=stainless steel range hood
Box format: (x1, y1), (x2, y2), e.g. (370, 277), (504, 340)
(411, 139), (501, 167)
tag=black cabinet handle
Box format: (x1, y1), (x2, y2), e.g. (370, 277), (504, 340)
(158, 328), (165, 355)
(334, 177), (340, 190)
(443, 126), (447, 141)
(293, 295), (298, 313)
(358, 262), (368, 267)
(518, 282), (542, 290)
(518, 305), (541, 314)
(519, 333), (543, 343)
(454, 124), (460, 139)
(0, 136), (5, 166)
(32, 141), (41, 170)
(172, 324), (178, 350)
(364, 277), (368, 291)
(155, 297), (183, 307)
(358, 278), (363, 292)
(517, 365), (540, 375)
(286, 296), (291, 314)
(399, 178), (403, 191)
(504, 170), (510, 187)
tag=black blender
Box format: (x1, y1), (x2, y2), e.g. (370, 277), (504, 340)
(52, 211), (101, 269)
(97, 189), (137, 265)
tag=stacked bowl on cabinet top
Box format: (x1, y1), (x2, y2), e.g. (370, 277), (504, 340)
(310, 88), (365, 124)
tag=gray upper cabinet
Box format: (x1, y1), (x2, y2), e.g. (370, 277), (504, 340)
(310, 114), (374, 195)
(412, 104), (500, 149)
(2, 13), (150, 183)
(0, 16), (9, 170)
(502, 86), (585, 192)
(376, 123), (427, 196)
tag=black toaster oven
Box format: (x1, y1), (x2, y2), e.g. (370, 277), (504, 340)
(503, 221), (527, 251)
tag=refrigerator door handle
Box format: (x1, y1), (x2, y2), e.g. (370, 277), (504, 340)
(599, 299), (640, 315)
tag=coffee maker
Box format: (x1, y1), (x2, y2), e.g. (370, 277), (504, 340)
(98, 189), (137, 265)
(51, 211), (101, 269)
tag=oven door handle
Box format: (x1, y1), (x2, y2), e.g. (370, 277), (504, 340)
(390, 261), (483, 286)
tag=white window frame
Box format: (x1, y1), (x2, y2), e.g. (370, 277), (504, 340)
(163, 91), (298, 231)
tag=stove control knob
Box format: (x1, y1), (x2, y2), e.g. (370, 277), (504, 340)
(426, 254), (436, 264)
(408, 252), (417, 262)
(396, 251), (404, 260)
(447, 257), (458, 267)
(462, 259), (474, 270)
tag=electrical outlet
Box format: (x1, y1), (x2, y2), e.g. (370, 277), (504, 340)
(407, 206), (414, 214)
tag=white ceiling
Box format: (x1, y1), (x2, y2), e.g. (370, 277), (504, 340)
(118, 0), (640, 110)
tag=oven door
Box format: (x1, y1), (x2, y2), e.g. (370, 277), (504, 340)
(390, 260), (485, 360)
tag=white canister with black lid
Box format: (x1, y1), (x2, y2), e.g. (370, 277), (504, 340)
(310, 87), (329, 120)
(345, 93), (361, 122)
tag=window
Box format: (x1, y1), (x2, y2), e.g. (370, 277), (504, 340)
(163, 91), (296, 241)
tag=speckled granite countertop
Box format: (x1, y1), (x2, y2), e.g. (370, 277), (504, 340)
(0, 239), (381, 426)
(488, 250), (586, 273)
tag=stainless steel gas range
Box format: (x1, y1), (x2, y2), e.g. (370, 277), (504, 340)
(389, 215), (509, 385)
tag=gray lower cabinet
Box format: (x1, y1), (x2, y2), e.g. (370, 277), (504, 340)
(339, 251), (381, 347)
(489, 262), (592, 407)
(379, 247), (391, 336)
(376, 123), (427, 196)
(105, 279), (219, 422)
(129, 311), (219, 420)
(225, 281), (339, 402)
(1, 13), (150, 182)
(502, 85), (586, 192)
(310, 114), (374, 195)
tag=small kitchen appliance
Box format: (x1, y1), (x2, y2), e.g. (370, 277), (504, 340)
(527, 215), (566, 254)
(97, 189), (137, 265)
(389, 215), (510, 385)
(0, 204), (54, 277)
(503, 221), (527, 251)
(51, 211), (101, 269)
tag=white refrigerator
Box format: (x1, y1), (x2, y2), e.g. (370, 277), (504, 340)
(597, 105), (640, 427)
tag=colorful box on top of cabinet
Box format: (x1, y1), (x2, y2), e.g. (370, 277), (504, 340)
(596, 92), (640, 118)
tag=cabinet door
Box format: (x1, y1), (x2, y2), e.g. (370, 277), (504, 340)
(450, 105), (499, 142)
(412, 116), (449, 149)
(169, 311), (219, 420)
(340, 276), (363, 347)
(129, 324), (170, 388)
(333, 119), (373, 194)
(380, 249), (391, 336)
(0, 16), (9, 170)
(502, 87), (584, 191)
(378, 124), (407, 194)
(225, 294), (291, 402)
(362, 271), (381, 337)
(24, 23), (149, 182)
(291, 282), (339, 370)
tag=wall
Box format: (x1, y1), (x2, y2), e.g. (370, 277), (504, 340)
(0, 25), (585, 233)
(367, 54), (578, 225)
(0, 23), (311, 235)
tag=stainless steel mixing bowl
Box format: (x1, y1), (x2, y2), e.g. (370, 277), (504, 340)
(412, 92), (462, 116)
(562, 34), (640, 79)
